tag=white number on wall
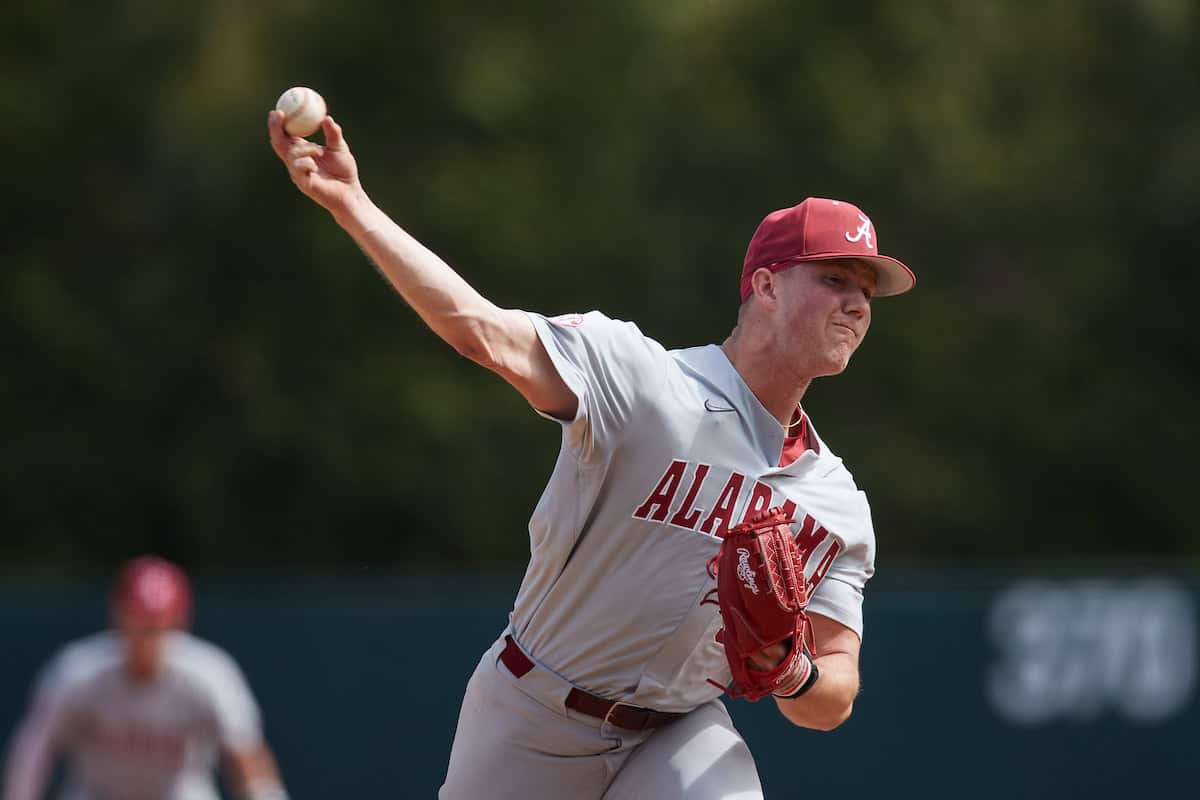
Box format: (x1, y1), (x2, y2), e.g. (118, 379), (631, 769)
(987, 579), (1196, 725)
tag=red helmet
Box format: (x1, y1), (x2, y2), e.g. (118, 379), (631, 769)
(110, 556), (192, 629)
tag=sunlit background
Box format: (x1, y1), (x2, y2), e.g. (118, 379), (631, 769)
(2, 1), (1196, 797)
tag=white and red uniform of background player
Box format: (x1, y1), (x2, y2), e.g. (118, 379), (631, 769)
(268, 111), (916, 799)
(3, 557), (288, 800)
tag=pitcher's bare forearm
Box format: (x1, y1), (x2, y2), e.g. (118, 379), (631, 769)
(331, 195), (573, 416)
(267, 110), (575, 418)
(773, 613), (862, 731)
(774, 651), (859, 730)
(332, 193), (506, 363)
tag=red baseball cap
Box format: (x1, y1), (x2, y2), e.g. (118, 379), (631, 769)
(740, 198), (915, 301)
(111, 556), (192, 629)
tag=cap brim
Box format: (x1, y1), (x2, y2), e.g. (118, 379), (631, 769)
(747, 253), (917, 300)
(859, 254), (916, 297)
(764, 253), (916, 297)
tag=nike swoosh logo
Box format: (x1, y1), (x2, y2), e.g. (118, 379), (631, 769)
(704, 399), (735, 413)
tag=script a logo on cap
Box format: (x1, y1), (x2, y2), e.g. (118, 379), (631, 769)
(844, 213), (875, 250)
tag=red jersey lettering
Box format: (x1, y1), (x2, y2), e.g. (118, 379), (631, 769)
(633, 459), (687, 521)
(669, 463), (711, 530)
(700, 473), (745, 538)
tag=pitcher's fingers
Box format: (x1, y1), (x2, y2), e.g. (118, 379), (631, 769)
(268, 110), (295, 159)
(292, 155), (318, 175)
(322, 116), (347, 151)
(287, 141), (324, 162)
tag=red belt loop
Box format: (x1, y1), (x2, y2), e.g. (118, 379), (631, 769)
(500, 635), (534, 678)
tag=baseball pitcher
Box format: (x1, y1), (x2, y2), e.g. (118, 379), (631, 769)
(269, 104), (915, 799)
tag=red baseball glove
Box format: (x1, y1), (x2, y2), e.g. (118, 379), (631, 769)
(707, 507), (817, 701)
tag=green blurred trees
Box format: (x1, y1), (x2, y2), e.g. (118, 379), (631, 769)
(2, 0), (1197, 570)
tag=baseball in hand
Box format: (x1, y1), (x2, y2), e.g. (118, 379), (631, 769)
(275, 87), (327, 137)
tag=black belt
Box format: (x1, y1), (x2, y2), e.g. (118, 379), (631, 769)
(500, 635), (683, 731)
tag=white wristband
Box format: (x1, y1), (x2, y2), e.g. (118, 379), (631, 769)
(774, 653), (818, 699)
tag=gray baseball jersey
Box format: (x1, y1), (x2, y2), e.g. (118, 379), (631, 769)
(513, 310), (875, 711)
(5, 631), (263, 800)
(440, 310), (877, 798)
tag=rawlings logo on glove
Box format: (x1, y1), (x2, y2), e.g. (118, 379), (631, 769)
(706, 507), (817, 702)
(735, 548), (759, 595)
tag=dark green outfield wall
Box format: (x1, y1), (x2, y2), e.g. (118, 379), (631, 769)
(2, 570), (1195, 798)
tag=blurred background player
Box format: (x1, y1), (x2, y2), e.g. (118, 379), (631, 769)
(3, 556), (288, 800)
